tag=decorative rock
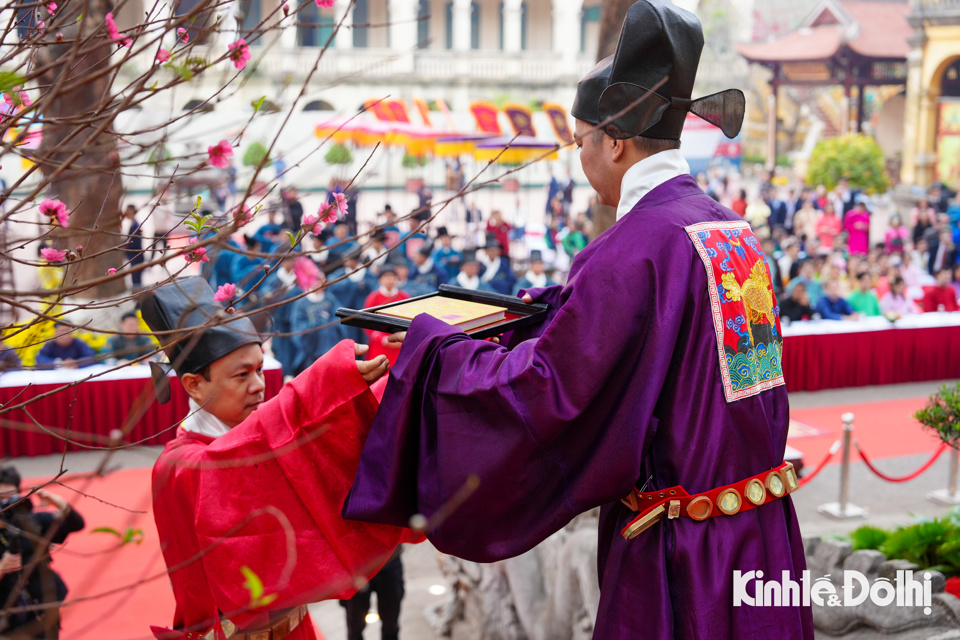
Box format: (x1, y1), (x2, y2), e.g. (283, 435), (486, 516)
(803, 536), (822, 558)
(843, 550), (886, 576)
(812, 539), (853, 574)
(878, 559), (919, 581)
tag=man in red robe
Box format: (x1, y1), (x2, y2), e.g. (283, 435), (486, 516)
(362, 267), (410, 367)
(142, 277), (419, 640)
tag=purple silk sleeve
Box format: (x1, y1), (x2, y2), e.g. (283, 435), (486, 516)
(343, 222), (692, 562)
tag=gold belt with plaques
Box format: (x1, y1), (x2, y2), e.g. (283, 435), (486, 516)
(620, 462), (799, 540)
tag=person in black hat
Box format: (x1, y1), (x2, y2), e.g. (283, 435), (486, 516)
(411, 244), (448, 293)
(479, 233), (516, 295)
(431, 227), (461, 281)
(344, 2), (812, 639)
(512, 249), (556, 296)
(452, 249), (495, 292)
(142, 277), (417, 640)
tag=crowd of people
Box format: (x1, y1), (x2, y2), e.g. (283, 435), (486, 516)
(702, 172), (960, 323)
(188, 186), (575, 377)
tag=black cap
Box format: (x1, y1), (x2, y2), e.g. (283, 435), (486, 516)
(436, 226), (450, 238)
(530, 250), (543, 263)
(418, 244), (433, 257)
(140, 277), (262, 378)
(484, 233), (503, 250)
(571, 0), (744, 140)
(461, 249), (478, 264)
(379, 266), (397, 278)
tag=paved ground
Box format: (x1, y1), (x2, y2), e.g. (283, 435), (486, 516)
(9, 379), (959, 639)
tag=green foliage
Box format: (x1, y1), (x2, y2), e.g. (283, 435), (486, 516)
(325, 143), (353, 165)
(842, 510), (960, 577)
(915, 382), (960, 446)
(850, 525), (889, 551)
(806, 134), (890, 194)
(401, 152), (427, 169)
(0, 71), (26, 94)
(251, 96), (266, 112)
(243, 141), (270, 168)
(92, 526), (145, 546)
(241, 566), (278, 608)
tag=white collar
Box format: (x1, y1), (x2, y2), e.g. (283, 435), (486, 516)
(181, 398), (232, 439)
(523, 270), (547, 288)
(277, 267), (297, 288)
(379, 286), (399, 297)
(417, 257), (434, 274)
(306, 291), (325, 303)
(616, 149), (690, 220)
(456, 272), (480, 289)
(481, 256), (501, 282)
(347, 267), (366, 283)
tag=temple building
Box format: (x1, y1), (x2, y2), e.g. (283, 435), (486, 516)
(902, 0), (960, 190)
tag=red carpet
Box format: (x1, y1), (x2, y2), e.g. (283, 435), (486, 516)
(27, 468), (326, 640)
(25, 397), (938, 638)
(788, 397), (944, 470)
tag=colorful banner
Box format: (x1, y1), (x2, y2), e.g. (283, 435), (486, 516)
(502, 102), (536, 138)
(541, 102), (574, 145)
(413, 98), (432, 127)
(364, 99), (396, 122)
(386, 99), (411, 124)
(470, 101), (502, 135)
(937, 100), (960, 190)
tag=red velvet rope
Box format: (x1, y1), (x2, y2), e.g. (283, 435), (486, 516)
(856, 441), (948, 483)
(797, 439), (842, 488)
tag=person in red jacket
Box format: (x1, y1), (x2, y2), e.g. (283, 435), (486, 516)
(921, 267), (960, 312)
(142, 277), (419, 640)
(362, 267), (410, 367)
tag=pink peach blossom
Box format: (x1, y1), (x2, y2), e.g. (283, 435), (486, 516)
(213, 282), (237, 302)
(318, 201), (338, 224)
(233, 204), (252, 226)
(316, 0), (334, 7)
(108, 268), (117, 275)
(39, 198), (70, 228)
(177, 27), (188, 43)
(227, 38), (251, 71)
(41, 247), (67, 263)
(207, 140), (233, 169)
(156, 48), (171, 63)
(47, 2), (57, 14)
(184, 237), (209, 263)
(333, 191), (348, 217)
(300, 211), (320, 232)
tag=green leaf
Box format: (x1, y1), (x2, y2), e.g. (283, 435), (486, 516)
(252, 96), (266, 112)
(0, 71), (26, 94)
(195, 195), (202, 211)
(92, 526), (144, 546)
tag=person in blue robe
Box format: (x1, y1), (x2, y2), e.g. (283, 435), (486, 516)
(289, 287), (348, 376)
(479, 233), (516, 295)
(394, 263), (431, 298)
(411, 246), (448, 292)
(512, 250), (556, 296)
(325, 221), (360, 268)
(450, 249), (495, 293)
(430, 227), (461, 281)
(327, 252), (378, 344)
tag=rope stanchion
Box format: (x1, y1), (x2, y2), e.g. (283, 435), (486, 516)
(798, 439), (842, 488)
(818, 412), (868, 520)
(856, 441), (947, 483)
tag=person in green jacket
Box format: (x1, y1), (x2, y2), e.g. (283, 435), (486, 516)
(847, 271), (882, 317)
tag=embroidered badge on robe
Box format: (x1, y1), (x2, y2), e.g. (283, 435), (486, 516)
(685, 221), (785, 402)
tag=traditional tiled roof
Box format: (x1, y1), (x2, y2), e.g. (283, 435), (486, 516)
(736, 1), (910, 64)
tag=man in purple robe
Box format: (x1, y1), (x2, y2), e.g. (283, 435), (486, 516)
(344, 2), (814, 638)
